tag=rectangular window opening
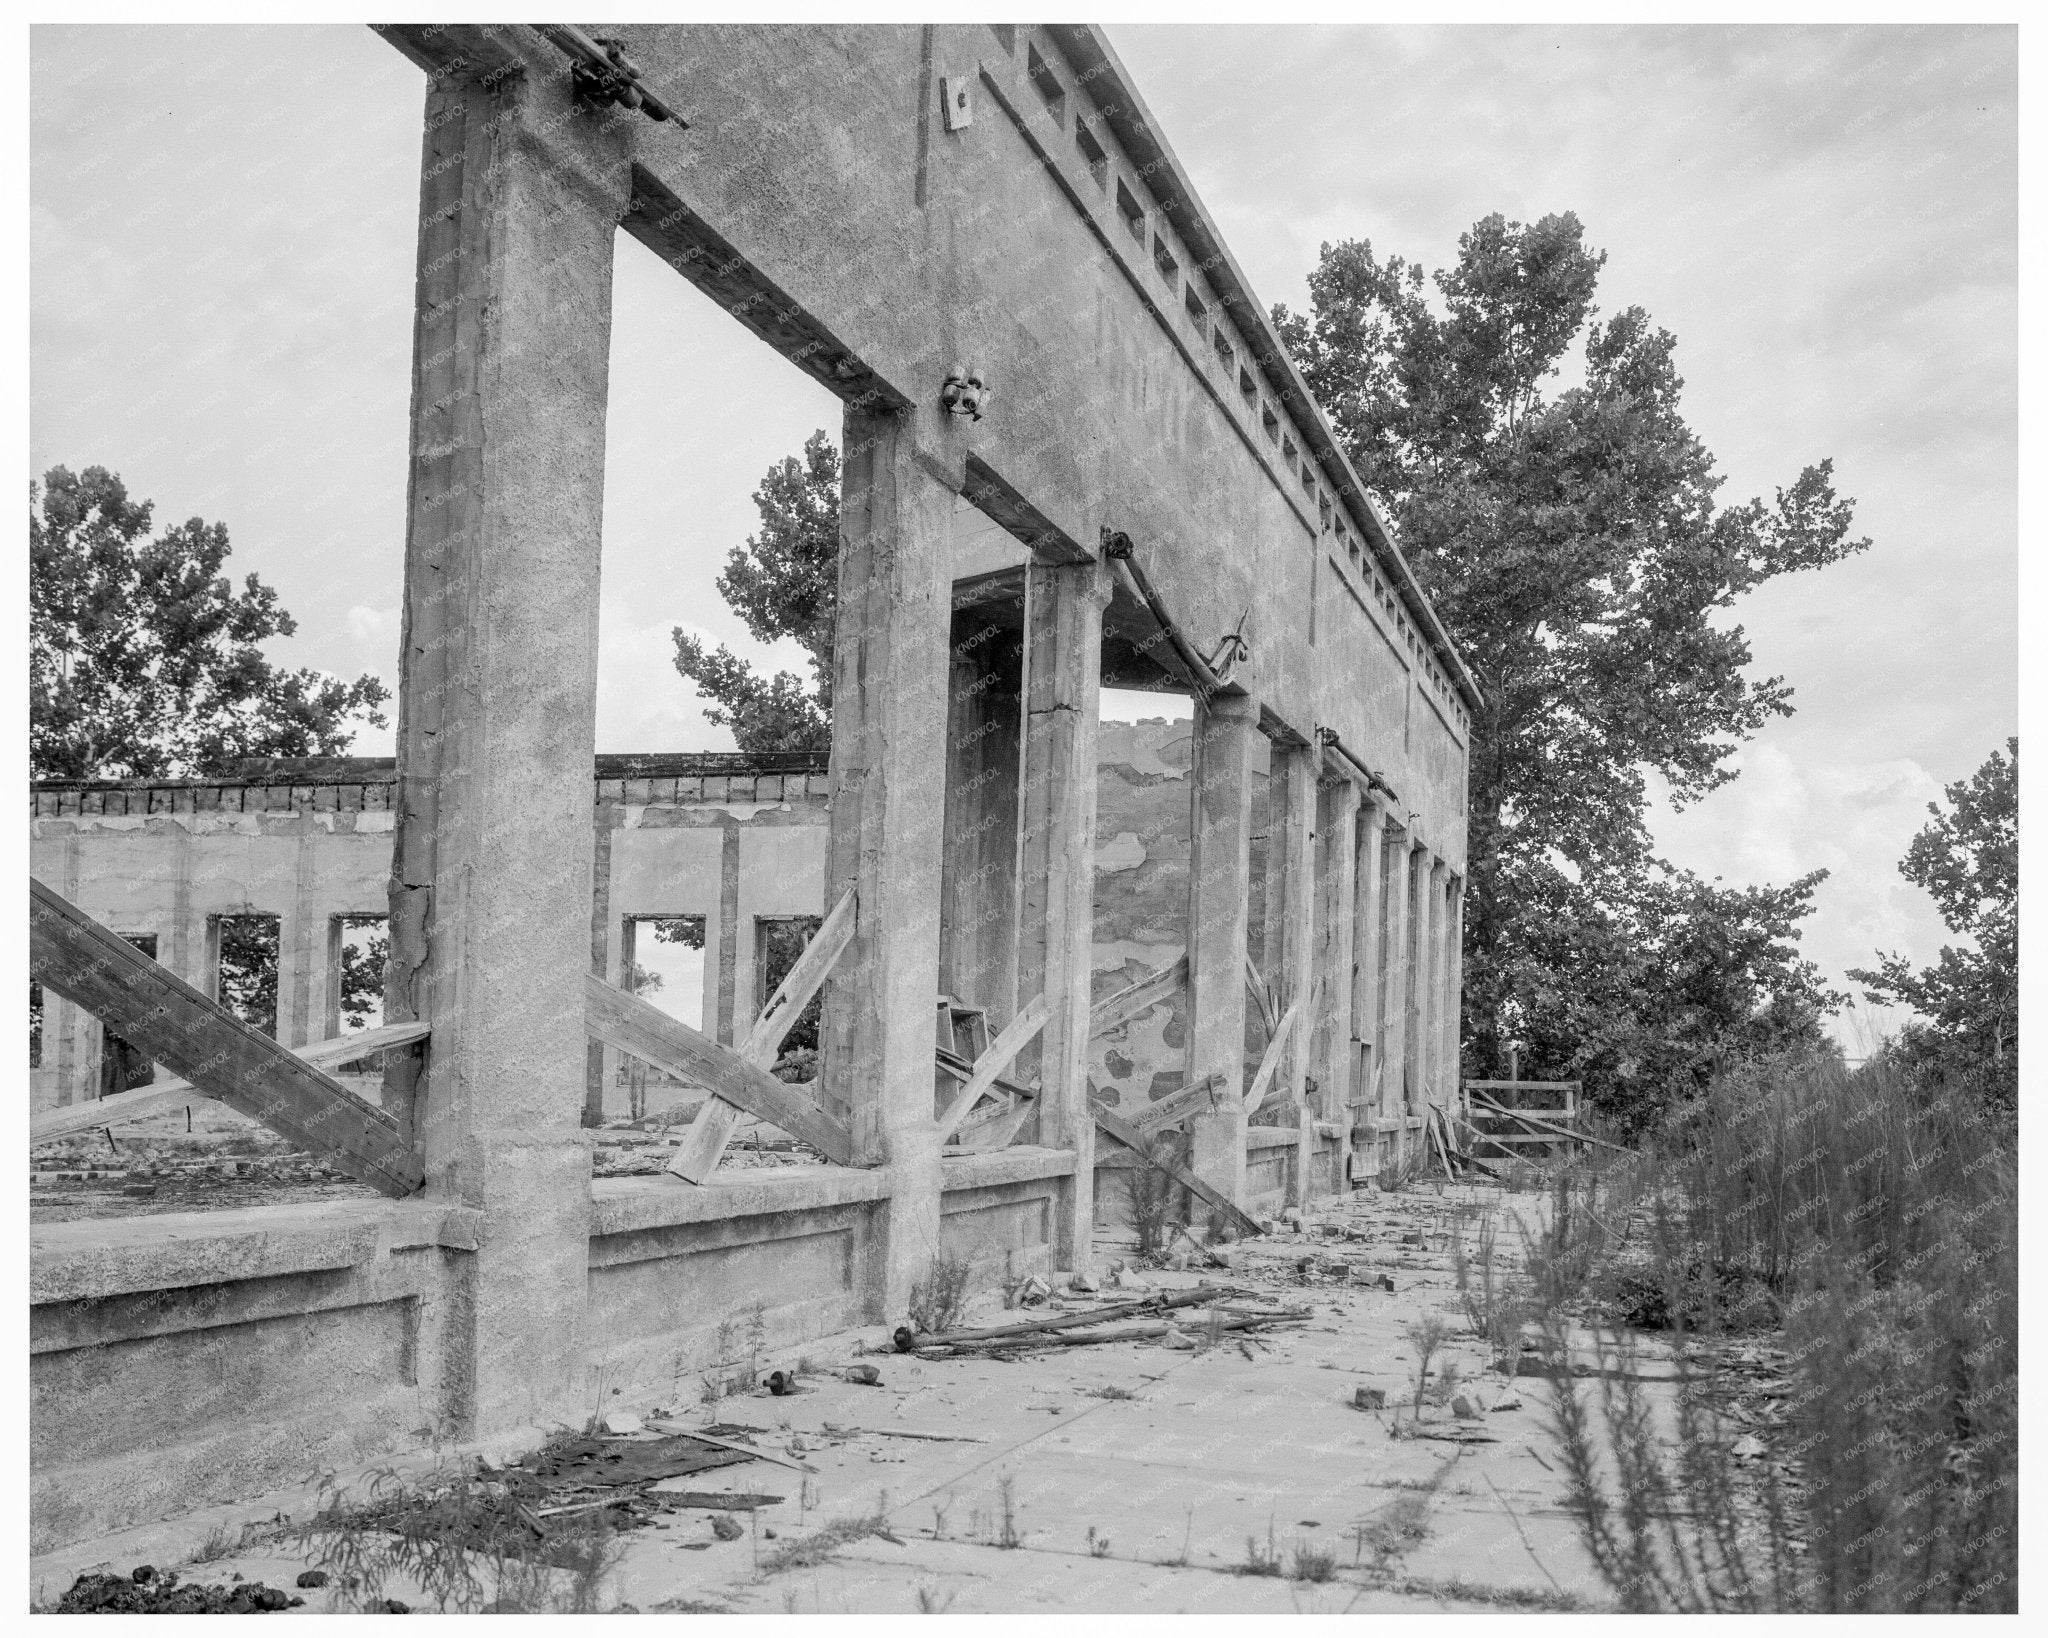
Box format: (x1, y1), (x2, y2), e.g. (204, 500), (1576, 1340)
(1153, 232), (1179, 288)
(756, 915), (826, 1075)
(615, 914), (709, 1119)
(100, 933), (160, 1094)
(1115, 176), (1145, 242)
(334, 914), (390, 1039)
(1262, 404), (1280, 444)
(1184, 283), (1207, 324)
(1026, 42), (1065, 122)
(1075, 119), (1109, 190)
(215, 915), (281, 1040)
(1215, 329), (1235, 370)
(1239, 365), (1257, 406)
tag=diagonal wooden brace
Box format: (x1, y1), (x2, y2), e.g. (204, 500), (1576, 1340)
(1125, 1071), (1226, 1136)
(936, 993), (1049, 1140)
(1242, 995), (1303, 1117)
(1090, 1098), (1263, 1239)
(1088, 953), (1186, 1040)
(665, 888), (856, 1183)
(29, 877), (423, 1197)
(31, 1020), (431, 1144)
(585, 972), (853, 1167)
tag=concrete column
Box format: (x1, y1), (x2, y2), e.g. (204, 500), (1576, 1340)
(1017, 557), (1110, 1273)
(819, 404), (955, 1321)
(1380, 828), (1411, 1125)
(1425, 859), (1449, 1107)
(584, 815), (615, 1128)
(382, 69), (628, 1438)
(1270, 743), (1317, 1208)
(1443, 873), (1466, 1113)
(1185, 692), (1259, 1208)
(1409, 843), (1441, 1113)
(1312, 773), (1360, 1181)
(1352, 797), (1387, 1128)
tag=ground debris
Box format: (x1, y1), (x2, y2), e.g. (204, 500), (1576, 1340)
(53, 1568), (304, 1614)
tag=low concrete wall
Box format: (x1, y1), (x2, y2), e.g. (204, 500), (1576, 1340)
(939, 1148), (1072, 1287)
(1243, 1125), (1298, 1214)
(30, 1199), (477, 1555)
(585, 1168), (891, 1396)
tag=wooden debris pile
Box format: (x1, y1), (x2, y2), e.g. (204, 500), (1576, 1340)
(901, 1283), (1311, 1359)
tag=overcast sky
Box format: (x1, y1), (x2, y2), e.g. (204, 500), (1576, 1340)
(29, 24), (2016, 1052)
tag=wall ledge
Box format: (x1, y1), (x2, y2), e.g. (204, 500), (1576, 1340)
(589, 1165), (892, 1237)
(30, 1199), (473, 1306)
(940, 1146), (1076, 1191)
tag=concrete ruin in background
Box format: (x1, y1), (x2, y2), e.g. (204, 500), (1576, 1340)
(27, 22), (1477, 1555)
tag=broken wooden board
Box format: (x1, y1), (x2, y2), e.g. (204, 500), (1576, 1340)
(1090, 1099), (1264, 1239)
(1245, 954), (1278, 1038)
(952, 1092), (1037, 1151)
(668, 889), (856, 1183)
(936, 992), (1048, 1139)
(1241, 995), (1304, 1116)
(30, 1020), (430, 1143)
(1124, 1072), (1226, 1136)
(1087, 953), (1186, 1040)
(644, 1422), (817, 1474)
(585, 974), (853, 1165)
(30, 877), (422, 1197)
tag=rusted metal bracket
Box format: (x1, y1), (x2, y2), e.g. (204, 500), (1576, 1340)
(537, 25), (685, 124)
(1100, 529), (1248, 699)
(1315, 725), (1401, 808)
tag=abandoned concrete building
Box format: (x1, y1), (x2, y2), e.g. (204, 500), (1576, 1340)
(28, 22), (1478, 1555)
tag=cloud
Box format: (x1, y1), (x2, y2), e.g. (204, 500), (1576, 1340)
(1648, 739), (1952, 1052)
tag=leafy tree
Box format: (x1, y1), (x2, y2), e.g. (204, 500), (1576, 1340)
(337, 917), (390, 1031)
(1849, 738), (2017, 1111)
(215, 916), (280, 1038)
(672, 430), (839, 755)
(30, 465), (389, 780)
(1274, 214), (1867, 1122)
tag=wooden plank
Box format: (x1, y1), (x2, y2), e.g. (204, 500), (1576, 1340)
(738, 889), (855, 1066)
(673, 889), (856, 1183)
(936, 993), (1049, 1138)
(666, 1095), (748, 1184)
(1087, 954), (1186, 1040)
(1463, 1081), (1582, 1093)
(953, 1095), (1037, 1151)
(585, 973), (853, 1164)
(644, 1423), (817, 1475)
(1125, 1072), (1226, 1136)
(1090, 1099), (1264, 1239)
(1245, 954), (1277, 1039)
(1241, 993), (1305, 1116)
(29, 877), (421, 1196)
(30, 1021), (430, 1143)
(1467, 1092), (1628, 1154)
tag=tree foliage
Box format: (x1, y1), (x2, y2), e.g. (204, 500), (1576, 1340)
(1848, 738), (2017, 1111)
(672, 430), (839, 755)
(30, 465), (389, 781)
(1275, 213), (1867, 1122)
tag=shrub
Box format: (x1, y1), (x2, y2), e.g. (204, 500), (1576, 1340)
(1539, 1052), (2016, 1613)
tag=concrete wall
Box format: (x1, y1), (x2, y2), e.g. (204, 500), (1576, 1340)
(30, 759), (831, 1116)
(28, 22), (1480, 1555)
